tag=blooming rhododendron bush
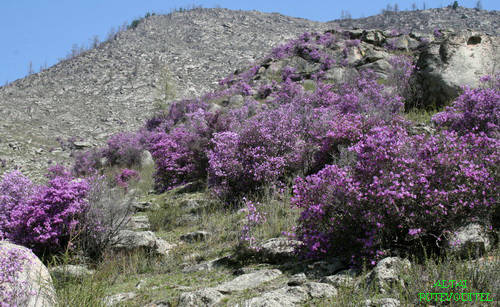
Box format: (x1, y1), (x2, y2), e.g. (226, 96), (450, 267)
(0, 168), (90, 255)
(292, 125), (498, 265)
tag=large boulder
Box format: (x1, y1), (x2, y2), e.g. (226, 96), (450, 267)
(0, 241), (56, 307)
(417, 30), (499, 108)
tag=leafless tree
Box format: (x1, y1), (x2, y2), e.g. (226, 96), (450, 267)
(394, 3), (399, 12)
(412, 3), (418, 10)
(28, 61), (34, 75)
(475, 0), (482, 10)
(90, 35), (100, 49)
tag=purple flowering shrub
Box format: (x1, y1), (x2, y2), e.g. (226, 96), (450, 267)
(71, 149), (102, 177)
(0, 170), (90, 254)
(292, 125), (498, 266)
(115, 168), (140, 190)
(432, 87), (499, 136)
(101, 132), (144, 167)
(208, 103), (322, 198)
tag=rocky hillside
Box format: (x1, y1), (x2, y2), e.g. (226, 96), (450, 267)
(328, 6), (500, 35)
(0, 7), (498, 179)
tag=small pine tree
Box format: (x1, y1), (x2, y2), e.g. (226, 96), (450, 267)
(452, 1), (459, 9)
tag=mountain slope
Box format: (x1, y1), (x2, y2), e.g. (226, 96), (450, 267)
(0, 7), (498, 179)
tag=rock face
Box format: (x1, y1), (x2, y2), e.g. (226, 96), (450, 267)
(0, 241), (57, 307)
(445, 223), (493, 258)
(418, 30), (500, 108)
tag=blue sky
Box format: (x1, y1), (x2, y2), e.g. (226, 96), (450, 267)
(1, 0), (498, 84)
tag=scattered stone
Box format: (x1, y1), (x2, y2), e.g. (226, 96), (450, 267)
(445, 223), (493, 258)
(178, 288), (224, 307)
(366, 257), (411, 294)
(0, 241), (57, 307)
(50, 264), (94, 281)
(180, 231), (212, 243)
(215, 269), (282, 294)
(288, 273), (307, 286)
(364, 298), (401, 307)
(104, 292), (137, 306)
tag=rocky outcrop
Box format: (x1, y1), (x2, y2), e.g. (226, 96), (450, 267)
(417, 30), (499, 108)
(0, 241), (56, 307)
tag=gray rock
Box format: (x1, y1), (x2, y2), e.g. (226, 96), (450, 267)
(112, 230), (174, 255)
(104, 292), (137, 306)
(182, 257), (227, 273)
(215, 269), (282, 294)
(307, 259), (346, 277)
(248, 237), (299, 263)
(127, 215), (151, 230)
(0, 241), (57, 307)
(445, 223), (492, 258)
(417, 30), (499, 108)
(302, 282), (338, 299)
(321, 274), (355, 288)
(140, 150), (155, 169)
(364, 298), (401, 307)
(288, 273), (307, 286)
(241, 282), (337, 307)
(143, 300), (171, 307)
(229, 94), (245, 106)
(50, 264), (94, 280)
(178, 288), (224, 307)
(180, 231), (212, 243)
(366, 257), (411, 294)
(132, 201), (160, 212)
(241, 286), (310, 307)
